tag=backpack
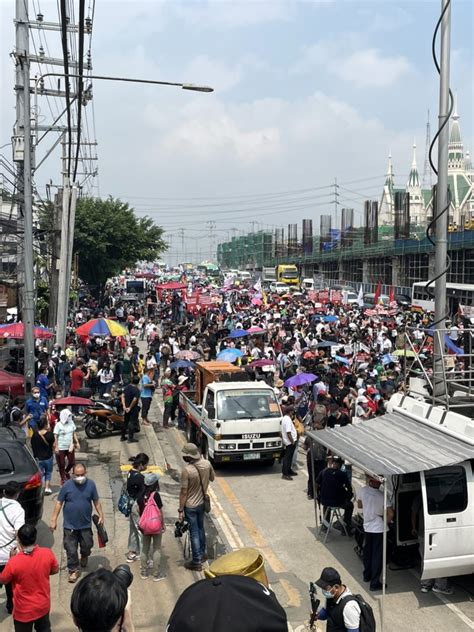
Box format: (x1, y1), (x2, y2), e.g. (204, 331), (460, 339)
(118, 476), (133, 517)
(138, 493), (163, 535)
(342, 594), (376, 632)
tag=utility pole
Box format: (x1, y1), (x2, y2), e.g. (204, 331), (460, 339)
(334, 177), (339, 233)
(433, 0), (451, 400)
(13, 0), (36, 393)
(48, 189), (63, 328)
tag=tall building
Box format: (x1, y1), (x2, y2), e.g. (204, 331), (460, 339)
(379, 100), (473, 228)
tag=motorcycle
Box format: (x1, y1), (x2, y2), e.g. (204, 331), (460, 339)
(83, 393), (125, 438)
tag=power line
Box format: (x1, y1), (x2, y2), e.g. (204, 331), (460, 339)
(72, 0), (85, 182)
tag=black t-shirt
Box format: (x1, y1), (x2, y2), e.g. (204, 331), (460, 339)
(31, 430), (55, 460)
(124, 384), (140, 408)
(137, 490), (163, 515)
(327, 412), (350, 428)
(127, 470), (145, 500)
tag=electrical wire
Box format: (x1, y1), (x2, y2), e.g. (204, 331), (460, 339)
(59, 0), (72, 179)
(424, 0), (453, 322)
(72, 0), (86, 182)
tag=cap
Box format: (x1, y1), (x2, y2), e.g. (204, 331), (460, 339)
(166, 575), (288, 632)
(181, 442), (200, 459)
(315, 567), (341, 589)
(178, 375), (188, 386)
(144, 472), (159, 486)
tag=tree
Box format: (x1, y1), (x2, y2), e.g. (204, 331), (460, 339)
(73, 197), (167, 287)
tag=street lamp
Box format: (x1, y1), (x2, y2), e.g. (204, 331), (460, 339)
(18, 70), (214, 390)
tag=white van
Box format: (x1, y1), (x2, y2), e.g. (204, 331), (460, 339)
(301, 278), (314, 291)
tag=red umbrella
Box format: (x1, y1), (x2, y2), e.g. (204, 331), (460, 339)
(0, 369), (24, 398)
(175, 350), (200, 360)
(0, 322), (53, 339)
(53, 396), (94, 407)
(247, 326), (266, 333)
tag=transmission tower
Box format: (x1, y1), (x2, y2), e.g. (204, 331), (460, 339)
(422, 109), (432, 189)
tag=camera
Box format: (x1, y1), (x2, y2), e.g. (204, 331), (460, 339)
(174, 520), (189, 538)
(112, 563), (134, 589)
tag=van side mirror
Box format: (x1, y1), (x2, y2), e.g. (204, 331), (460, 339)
(207, 406), (216, 419)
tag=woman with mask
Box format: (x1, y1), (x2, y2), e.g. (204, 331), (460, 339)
(53, 408), (80, 485)
(31, 415), (55, 495)
(125, 453), (149, 563)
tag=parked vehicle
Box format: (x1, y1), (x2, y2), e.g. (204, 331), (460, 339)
(344, 291), (359, 305)
(0, 427), (43, 524)
(363, 293), (390, 308)
(269, 282), (289, 295)
(301, 278), (314, 291)
(262, 267), (277, 283)
(83, 394), (125, 438)
(180, 361), (283, 465)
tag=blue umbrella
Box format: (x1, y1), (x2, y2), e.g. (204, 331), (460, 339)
(170, 360), (195, 369)
(382, 354), (396, 365)
(324, 315), (338, 323)
(334, 355), (350, 366)
(316, 340), (338, 348)
(217, 349), (244, 362)
(229, 329), (248, 338)
(284, 373), (317, 388)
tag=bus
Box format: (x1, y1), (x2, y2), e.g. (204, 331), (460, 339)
(411, 282), (474, 315)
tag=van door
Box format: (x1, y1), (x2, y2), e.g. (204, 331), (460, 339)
(420, 462), (474, 579)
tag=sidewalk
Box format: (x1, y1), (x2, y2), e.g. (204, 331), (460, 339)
(0, 395), (195, 631)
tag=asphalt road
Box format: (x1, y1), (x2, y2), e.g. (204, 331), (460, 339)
(158, 421), (474, 632)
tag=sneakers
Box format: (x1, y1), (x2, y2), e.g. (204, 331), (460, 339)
(420, 586), (431, 593)
(281, 475), (293, 481)
(140, 570), (149, 580)
(44, 488), (52, 496)
(152, 572), (166, 582)
(126, 552), (138, 563)
(68, 570), (80, 583)
(184, 561), (202, 572)
(433, 586), (454, 595)
(80, 556), (88, 568)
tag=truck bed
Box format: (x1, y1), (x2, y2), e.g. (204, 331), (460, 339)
(180, 391), (202, 426)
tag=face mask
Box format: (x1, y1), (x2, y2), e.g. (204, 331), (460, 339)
(322, 589), (334, 599)
(73, 476), (87, 485)
(33, 393), (40, 399)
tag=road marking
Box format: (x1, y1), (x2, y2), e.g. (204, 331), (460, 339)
(279, 578), (302, 608)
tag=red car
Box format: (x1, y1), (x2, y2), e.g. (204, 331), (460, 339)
(0, 368), (24, 398)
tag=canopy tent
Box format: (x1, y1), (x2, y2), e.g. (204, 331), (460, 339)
(306, 411), (473, 477)
(306, 410), (474, 632)
(155, 281), (187, 300)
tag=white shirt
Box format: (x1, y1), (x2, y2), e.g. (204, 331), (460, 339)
(357, 485), (390, 533)
(333, 587), (361, 630)
(98, 368), (114, 384)
(281, 415), (297, 446)
(0, 498), (25, 563)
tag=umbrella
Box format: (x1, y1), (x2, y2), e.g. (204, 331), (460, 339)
(324, 315), (338, 323)
(229, 329), (248, 338)
(251, 298), (263, 306)
(53, 396), (93, 407)
(217, 349), (243, 361)
(76, 318), (128, 337)
(382, 354), (396, 365)
(334, 355), (350, 366)
(175, 350), (200, 360)
(284, 373), (317, 387)
(249, 359), (275, 367)
(170, 360), (195, 369)
(393, 349), (416, 357)
(316, 340), (338, 348)
(247, 326), (266, 334)
(0, 322), (53, 339)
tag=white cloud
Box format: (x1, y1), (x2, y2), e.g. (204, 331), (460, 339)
(292, 39), (413, 88)
(173, 0), (295, 28)
(336, 48), (413, 87)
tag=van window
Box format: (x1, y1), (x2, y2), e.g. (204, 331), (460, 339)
(204, 390), (215, 415)
(425, 466), (468, 514)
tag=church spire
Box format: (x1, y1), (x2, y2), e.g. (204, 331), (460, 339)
(407, 140), (420, 188)
(385, 152), (394, 189)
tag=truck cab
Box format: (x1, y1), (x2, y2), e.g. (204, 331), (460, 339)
(180, 362), (283, 465)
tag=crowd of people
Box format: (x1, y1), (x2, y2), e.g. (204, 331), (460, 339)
(1, 273), (463, 630)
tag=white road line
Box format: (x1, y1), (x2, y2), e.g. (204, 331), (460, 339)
(208, 487), (244, 549)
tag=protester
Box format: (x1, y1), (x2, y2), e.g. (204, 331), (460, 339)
(137, 472), (165, 581)
(178, 442), (214, 571)
(317, 457), (354, 534)
(49, 463), (104, 583)
(280, 405), (298, 480)
(314, 567), (362, 632)
(0, 481), (25, 614)
(121, 376), (141, 443)
(24, 387), (48, 433)
(30, 415), (55, 495)
(53, 408), (80, 485)
(125, 453), (149, 563)
(0, 524), (59, 632)
(140, 367), (155, 426)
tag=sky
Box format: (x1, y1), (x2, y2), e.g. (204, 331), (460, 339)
(0, 0), (473, 264)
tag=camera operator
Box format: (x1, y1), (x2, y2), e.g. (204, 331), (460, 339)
(71, 566), (135, 632)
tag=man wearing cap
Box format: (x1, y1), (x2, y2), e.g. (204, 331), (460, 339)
(357, 475), (394, 591)
(314, 567), (361, 632)
(178, 443), (215, 571)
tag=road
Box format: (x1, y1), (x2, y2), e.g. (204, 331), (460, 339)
(157, 418), (474, 632)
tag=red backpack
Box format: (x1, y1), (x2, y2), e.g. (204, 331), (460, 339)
(138, 493), (163, 535)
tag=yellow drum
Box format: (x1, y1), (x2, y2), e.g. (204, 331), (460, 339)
(204, 548), (268, 587)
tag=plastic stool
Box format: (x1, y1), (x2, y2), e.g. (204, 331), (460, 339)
(319, 507), (349, 543)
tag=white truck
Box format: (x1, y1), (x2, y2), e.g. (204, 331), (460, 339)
(180, 361), (283, 465)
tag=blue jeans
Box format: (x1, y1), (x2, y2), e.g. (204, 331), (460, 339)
(184, 504), (205, 564)
(38, 456), (54, 482)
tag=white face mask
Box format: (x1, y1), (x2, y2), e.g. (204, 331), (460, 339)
(33, 393), (40, 399)
(73, 476), (87, 485)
